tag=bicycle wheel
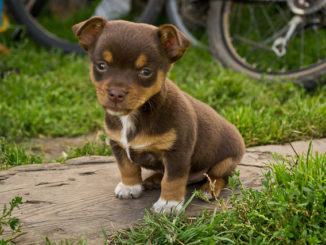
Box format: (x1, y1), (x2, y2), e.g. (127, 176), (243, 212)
(6, 0), (164, 54)
(207, 0), (326, 86)
(166, 0), (208, 47)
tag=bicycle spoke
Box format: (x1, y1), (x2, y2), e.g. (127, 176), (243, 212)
(233, 35), (273, 51)
(248, 6), (255, 35)
(234, 4), (243, 36)
(249, 6), (263, 42)
(275, 3), (289, 24)
(260, 5), (276, 35)
(282, 51), (286, 71)
(268, 54), (279, 72)
(231, 3), (244, 57)
(230, 3), (238, 28)
(259, 4), (289, 45)
(245, 45), (260, 61)
(263, 26), (287, 44)
(255, 49), (267, 70)
(300, 26), (304, 68)
(314, 17), (320, 61)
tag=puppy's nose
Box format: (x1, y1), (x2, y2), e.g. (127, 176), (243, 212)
(108, 89), (126, 103)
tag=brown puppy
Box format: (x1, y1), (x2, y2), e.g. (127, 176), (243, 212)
(72, 17), (245, 214)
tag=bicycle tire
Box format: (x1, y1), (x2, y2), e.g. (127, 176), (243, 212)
(207, 1), (326, 86)
(166, 0), (204, 47)
(137, 0), (165, 24)
(6, 0), (165, 54)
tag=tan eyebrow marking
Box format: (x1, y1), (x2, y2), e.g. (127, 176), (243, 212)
(135, 54), (147, 68)
(103, 50), (113, 63)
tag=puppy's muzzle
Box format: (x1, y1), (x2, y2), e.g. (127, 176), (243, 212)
(108, 89), (127, 104)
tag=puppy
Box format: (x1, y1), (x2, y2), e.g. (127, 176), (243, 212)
(72, 17), (245, 214)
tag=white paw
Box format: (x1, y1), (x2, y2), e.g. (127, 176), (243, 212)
(153, 198), (184, 214)
(114, 182), (142, 199)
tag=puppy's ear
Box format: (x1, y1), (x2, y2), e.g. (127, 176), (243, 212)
(72, 16), (106, 51)
(158, 24), (191, 63)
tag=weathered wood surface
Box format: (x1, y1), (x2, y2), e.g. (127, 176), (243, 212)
(0, 138), (325, 244)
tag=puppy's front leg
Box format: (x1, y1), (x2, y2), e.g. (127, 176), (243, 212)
(153, 153), (190, 214)
(110, 140), (142, 199)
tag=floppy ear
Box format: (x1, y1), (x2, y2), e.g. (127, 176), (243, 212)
(158, 24), (191, 63)
(72, 16), (106, 51)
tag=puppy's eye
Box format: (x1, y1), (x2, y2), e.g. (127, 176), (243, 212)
(96, 62), (107, 72)
(139, 68), (152, 77)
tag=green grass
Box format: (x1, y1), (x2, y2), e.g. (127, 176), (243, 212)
(109, 148), (326, 244)
(44, 237), (88, 245)
(170, 50), (326, 146)
(1, 39), (325, 147)
(0, 41), (103, 139)
(0, 197), (23, 245)
(0, 137), (43, 170)
(35, 1), (100, 42)
(56, 134), (111, 163)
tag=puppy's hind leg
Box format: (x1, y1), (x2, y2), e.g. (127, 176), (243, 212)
(200, 157), (236, 200)
(143, 172), (163, 190)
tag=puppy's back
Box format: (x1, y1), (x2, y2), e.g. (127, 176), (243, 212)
(182, 87), (245, 169)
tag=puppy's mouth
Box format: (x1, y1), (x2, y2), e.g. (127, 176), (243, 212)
(105, 105), (132, 116)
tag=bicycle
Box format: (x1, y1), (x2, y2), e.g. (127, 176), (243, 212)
(168, 0), (326, 87)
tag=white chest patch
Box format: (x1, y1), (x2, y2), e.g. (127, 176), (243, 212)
(119, 115), (135, 160)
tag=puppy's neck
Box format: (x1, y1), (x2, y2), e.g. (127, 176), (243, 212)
(141, 79), (168, 114)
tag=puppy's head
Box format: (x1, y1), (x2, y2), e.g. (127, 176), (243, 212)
(72, 17), (190, 116)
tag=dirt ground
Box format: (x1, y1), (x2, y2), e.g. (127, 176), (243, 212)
(22, 133), (99, 162)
